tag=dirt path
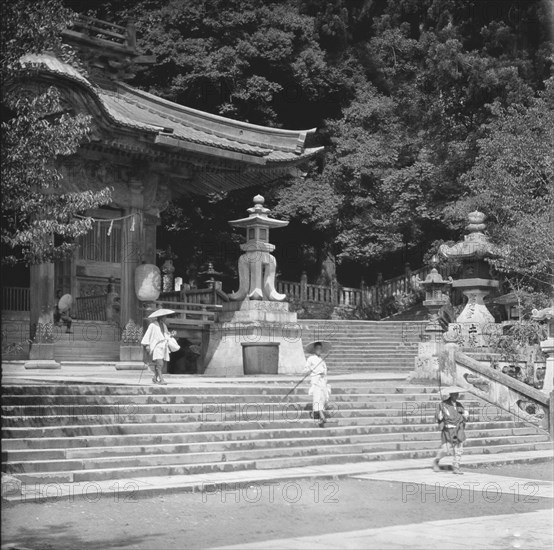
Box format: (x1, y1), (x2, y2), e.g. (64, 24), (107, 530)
(2, 473), (552, 550)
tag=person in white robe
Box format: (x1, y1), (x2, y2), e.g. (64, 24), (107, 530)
(141, 310), (178, 384)
(304, 342), (331, 426)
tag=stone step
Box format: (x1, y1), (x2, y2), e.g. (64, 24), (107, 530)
(0, 399), (447, 414)
(2, 423), (537, 451)
(1, 384), (437, 397)
(1, 398), (485, 416)
(2, 410), (520, 436)
(5, 427), (548, 462)
(3, 374), (547, 486)
(0, 409), (459, 427)
(8, 441), (552, 484)
(5, 434), (551, 475)
(0, 392), (452, 406)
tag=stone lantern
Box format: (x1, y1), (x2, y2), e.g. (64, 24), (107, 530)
(202, 195), (305, 377)
(199, 262), (223, 291)
(531, 305), (554, 394)
(420, 255), (452, 335)
(439, 211), (501, 347)
(409, 257), (452, 383)
(228, 194), (288, 302)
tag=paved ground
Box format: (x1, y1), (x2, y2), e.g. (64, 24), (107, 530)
(1, 363), (407, 386)
(2, 463), (552, 550)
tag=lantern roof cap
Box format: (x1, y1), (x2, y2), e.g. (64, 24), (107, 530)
(422, 267), (450, 285)
(228, 195), (289, 229)
(199, 262), (223, 278)
(438, 211), (501, 260)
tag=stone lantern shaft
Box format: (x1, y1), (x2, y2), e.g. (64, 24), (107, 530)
(228, 194), (288, 302)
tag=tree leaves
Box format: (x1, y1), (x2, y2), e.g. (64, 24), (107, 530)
(1, 0), (111, 265)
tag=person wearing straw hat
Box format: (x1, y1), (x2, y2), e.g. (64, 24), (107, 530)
(141, 309), (179, 385)
(54, 290), (73, 334)
(304, 341), (332, 427)
(432, 386), (469, 474)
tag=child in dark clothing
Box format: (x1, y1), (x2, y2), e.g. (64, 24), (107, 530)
(432, 386), (469, 475)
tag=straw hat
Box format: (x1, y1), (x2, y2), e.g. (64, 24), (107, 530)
(148, 308), (175, 319)
(57, 294), (73, 311)
(440, 386), (465, 399)
(304, 340), (332, 355)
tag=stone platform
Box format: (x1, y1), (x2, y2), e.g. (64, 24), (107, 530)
(203, 300), (306, 376)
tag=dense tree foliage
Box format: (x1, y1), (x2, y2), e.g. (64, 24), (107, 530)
(42, 1), (554, 294)
(1, 0), (111, 265)
(448, 77), (554, 291)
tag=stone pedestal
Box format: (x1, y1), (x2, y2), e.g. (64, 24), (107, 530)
(203, 301), (305, 377)
(451, 280), (498, 347)
(409, 307), (445, 383)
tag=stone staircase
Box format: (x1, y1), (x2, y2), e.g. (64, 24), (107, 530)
(53, 320), (120, 362)
(2, 378), (551, 485)
(298, 320), (426, 373)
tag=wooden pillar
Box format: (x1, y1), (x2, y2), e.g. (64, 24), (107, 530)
(119, 180), (143, 328)
(142, 213), (158, 264)
(26, 262), (59, 368)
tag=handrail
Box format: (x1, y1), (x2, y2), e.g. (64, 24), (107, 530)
(448, 348), (552, 437)
(454, 350), (549, 405)
(276, 264), (430, 308)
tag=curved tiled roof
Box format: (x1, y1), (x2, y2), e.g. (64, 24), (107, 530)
(18, 54), (323, 165)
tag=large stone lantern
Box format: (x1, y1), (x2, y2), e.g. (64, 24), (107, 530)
(228, 194), (288, 301)
(439, 211), (501, 347)
(202, 195), (305, 377)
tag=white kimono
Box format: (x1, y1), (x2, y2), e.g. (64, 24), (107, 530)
(141, 321), (172, 362)
(305, 354), (330, 411)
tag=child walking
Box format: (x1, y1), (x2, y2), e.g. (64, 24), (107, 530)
(432, 386), (469, 475)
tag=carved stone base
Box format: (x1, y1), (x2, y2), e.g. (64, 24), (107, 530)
(203, 301), (305, 377)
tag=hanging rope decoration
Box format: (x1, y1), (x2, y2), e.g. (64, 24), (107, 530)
(74, 212), (145, 263)
(75, 211), (143, 234)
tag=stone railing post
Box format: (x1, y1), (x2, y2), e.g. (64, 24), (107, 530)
(405, 262), (412, 291)
(331, 276), (339, 306)
(360, 277), (367, 307)
(300, 271), (308, 302)
(376, 272), (383, 306)
(441, 328), (460, 386)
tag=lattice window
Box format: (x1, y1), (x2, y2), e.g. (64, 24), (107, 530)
(77, 222), (122, 263)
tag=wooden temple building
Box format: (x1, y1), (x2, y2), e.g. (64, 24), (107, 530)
(1, 17), (322, 368)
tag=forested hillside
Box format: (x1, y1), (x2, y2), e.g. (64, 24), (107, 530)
(64, 0), (553, 294)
